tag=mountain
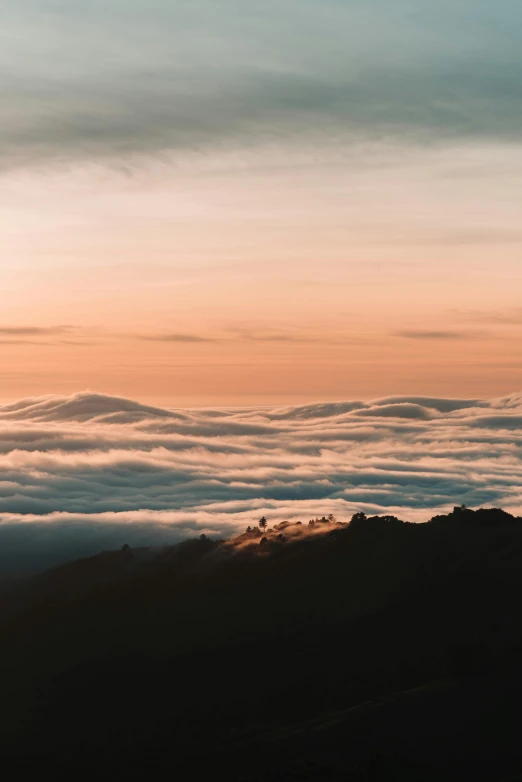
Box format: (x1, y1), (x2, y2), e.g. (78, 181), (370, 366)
(1, 507), (522, 779)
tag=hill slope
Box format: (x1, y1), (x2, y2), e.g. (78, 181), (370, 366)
(1, 507), (522, 778)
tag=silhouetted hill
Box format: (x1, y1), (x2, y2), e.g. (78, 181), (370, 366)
(1, 507), (522, 779)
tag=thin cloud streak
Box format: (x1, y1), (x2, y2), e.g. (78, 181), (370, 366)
(393, 330), (471, 340)
(0, 326), (73, 336)
(137, 333), (216, 343)
(453, 308), (522, 325)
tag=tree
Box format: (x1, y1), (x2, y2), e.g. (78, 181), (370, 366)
(350, 512), (367, 526)
(259, 516), (268, 533)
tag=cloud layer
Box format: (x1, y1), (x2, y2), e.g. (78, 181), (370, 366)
(2, 1), (522, 169)
(1, 390), (522, 573)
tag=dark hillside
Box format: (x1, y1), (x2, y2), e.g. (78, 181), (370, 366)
(1, 507), (522, 779)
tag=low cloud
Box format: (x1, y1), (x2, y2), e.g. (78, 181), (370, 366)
(0, 391), (521, 573)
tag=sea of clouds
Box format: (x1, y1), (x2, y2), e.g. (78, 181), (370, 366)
(1, 391), (522, 573)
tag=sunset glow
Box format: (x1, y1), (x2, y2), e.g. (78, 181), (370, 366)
(2, 2), (522, 404)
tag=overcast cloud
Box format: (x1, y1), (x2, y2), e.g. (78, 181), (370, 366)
(0, 391), (521, 573)
(1, 1), (522, 169)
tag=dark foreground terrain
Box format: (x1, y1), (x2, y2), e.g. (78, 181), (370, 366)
(1, 506), (522, 779)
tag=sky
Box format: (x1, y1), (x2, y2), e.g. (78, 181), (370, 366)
(2, 390), (522, 573)
(2, 1), (522, 404)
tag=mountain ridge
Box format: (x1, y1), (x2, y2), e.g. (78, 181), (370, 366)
(1, 505), (522, 777)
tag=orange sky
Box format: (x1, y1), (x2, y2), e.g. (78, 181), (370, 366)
(1, 142), (522, 405)
(1, 0), (522, 579)
(3, 0), (522, 405)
